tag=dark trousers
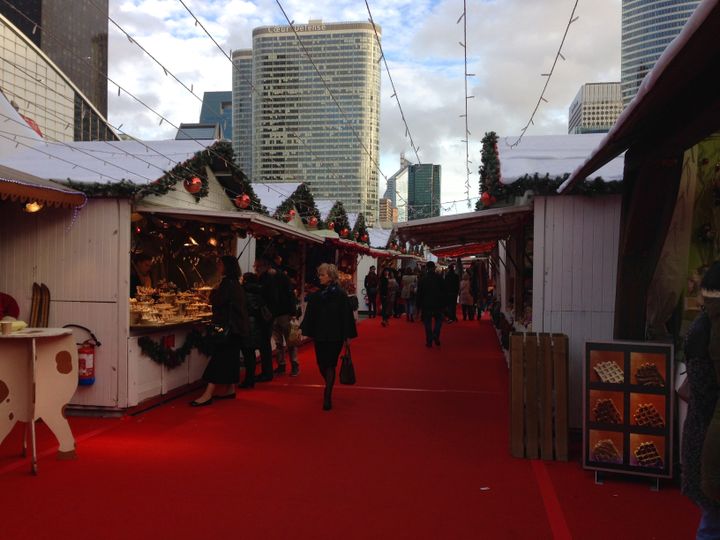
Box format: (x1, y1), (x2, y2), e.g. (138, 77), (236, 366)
(367, 288), (377, 317)
(462, 304), (476, 320)
(381, 297), (393, 322)
(446, 299), (458, 321)
(241, 347), (257, 383)
(422, 310), (443, 345)
(258, 326), (273, 377)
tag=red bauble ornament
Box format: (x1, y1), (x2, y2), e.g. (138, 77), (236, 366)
(308, 216), (319, 227)
(328, 221), (335, 231)
(340, 228), (349, 238)
(481, 192), (492, 206)
(184, 176), (202, 194)
(361, 233), (369, 243)
(285, 209), (296, 222)
(490, 195), (497, 205)
(234, 193), (251, 209)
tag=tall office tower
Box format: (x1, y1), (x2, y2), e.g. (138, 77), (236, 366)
(384, 154), (411, 222)
(0, 0), (109, 117)
(408, 164), (441, 221)
(231, 49), (253, 177)
(251, 21), (382, 223)
(0, 11), (115, 141)
(199, 91), (232, 139)
(378, 197), (394, 226)
(568, 83), (623, 134)
(621, 0), (700, 106)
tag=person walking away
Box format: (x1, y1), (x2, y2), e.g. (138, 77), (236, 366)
(300, 263), (357, 411)
(380, 268), (398, 327)
(401, 267), (418, 322)
(253, 257), (277, 382)
(191, 256), (249, 406)
(364, 265), (379, 318)
(459, 271), (475, 321)
(237, 272), (270, 389)
(444, 263), (460, 322)
(416, 261), (446, 348)
(683, 261), (720, 539)
(270, 267), (301, 377)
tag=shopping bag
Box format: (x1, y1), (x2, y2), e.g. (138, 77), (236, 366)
(287, 318), (303, 347)
(339, 341), (356, 385)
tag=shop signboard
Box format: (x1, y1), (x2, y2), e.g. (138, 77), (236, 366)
(583, 341), (674, 479)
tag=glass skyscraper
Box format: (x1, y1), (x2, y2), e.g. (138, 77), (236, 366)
(621, 0), (700, 106)
(199, 91), (232, 140)
(250, 21), (381, 223)
(408, 164), (441, 221)
(231, 49), (253, 178)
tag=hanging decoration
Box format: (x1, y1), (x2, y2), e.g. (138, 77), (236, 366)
(476, 132), (501, 210)
(137, 329), (214, 369)
(235, 193), (251, 209)
(351, 213), (370, 245)
(308, 215), (319, 228)
(183, 176), (202, 194)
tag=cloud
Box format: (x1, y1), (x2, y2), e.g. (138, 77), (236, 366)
(108, 0), (621, 212)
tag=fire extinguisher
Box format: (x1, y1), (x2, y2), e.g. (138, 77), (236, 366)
(63, 324), (102, 386)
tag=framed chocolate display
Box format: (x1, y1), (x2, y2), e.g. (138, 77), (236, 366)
(583, 341), (674, 479)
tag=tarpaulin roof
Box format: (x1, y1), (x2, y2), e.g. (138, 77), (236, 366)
(0, 164), (86, 209)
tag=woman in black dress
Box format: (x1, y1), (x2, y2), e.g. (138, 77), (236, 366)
(683, 262), (720, 538)
(300, 263), (357, 410)
(191, 256), (249, 406)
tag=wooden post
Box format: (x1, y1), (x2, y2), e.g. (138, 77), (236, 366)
(514, 226), (525, 316)
(553, 334), (569, 461)
(510, 334), (525, 458)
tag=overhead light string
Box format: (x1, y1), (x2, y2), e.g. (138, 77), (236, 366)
(458, 1), (475, 208)
(507, 0), (579, 148)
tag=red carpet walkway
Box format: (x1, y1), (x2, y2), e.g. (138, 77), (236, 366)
(0, 316), (700, 539)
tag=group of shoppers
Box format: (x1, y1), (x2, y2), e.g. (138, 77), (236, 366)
(364, 266), (420, 326)
(191, 256), (357, 411)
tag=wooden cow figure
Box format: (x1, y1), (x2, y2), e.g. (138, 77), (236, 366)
(0, 334), (78, 458)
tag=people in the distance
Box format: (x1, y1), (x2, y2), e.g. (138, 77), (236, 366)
(683, 262), (720, 538)
(444, 263), (460, 322)
(416, 261), (446, 348)
(460, 271), (475, 321)
(191, 256), (249, 406)
(300, 263), (357, 411)
(401, 267), (418, 322)
(364, 265), (379, 318)
(130, 252), (154, 297)
(271, 268), (301, 377)
(238, 272), (269, 389)
(379, 268), (398, 327)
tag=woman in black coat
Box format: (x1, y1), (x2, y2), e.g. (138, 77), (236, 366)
(300, 263), (357, 410)
(191, 256), (249, 406)
(238, 272), (270, 389)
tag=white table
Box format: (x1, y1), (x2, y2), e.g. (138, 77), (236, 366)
(0, 328), (78, 474)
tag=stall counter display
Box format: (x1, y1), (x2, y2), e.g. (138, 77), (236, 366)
(584, 341), (674, 479)
(130, 286), (212, 328)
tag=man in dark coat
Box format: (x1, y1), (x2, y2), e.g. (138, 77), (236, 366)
(364, 265), (379, 318)
(254, 257), (281, 381)
(444, 263), (460, 322)
(416, 261), (446, 348)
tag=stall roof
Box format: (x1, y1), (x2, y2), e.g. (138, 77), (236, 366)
(396, 205), (532, 249)
(253, 182), (302, 214)
(432, 241), (496, 259)
(0, 139), (213, 184)
(498, 134), (625, 183)
(559, 0), (720, 193)
(0, 164), (86, 209)
(367, 227), (393, 249)
(134, 205), (323, 245)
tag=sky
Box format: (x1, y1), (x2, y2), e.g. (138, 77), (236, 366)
(109, 0), (621, 214)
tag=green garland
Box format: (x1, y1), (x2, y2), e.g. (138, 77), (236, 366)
(273, 183), (323, 225)
(489, 173), (623, 202)
(351, 213), (369, 244)
(476, 132), (501, 210)
(138, 329), (214, 369)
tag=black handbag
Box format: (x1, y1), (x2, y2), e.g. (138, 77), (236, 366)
(339, 341), (356, 385)
(205, 324), (230, 352)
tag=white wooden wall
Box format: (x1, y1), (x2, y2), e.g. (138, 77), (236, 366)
(0, 199), (131, 408)
(532, 195), (622, 427)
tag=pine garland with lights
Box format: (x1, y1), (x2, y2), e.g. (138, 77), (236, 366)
(326, 201), (351, 236)
(137, 329), (214, 369)
(351, 213), (369, 244)
(273, 183), (323, 225)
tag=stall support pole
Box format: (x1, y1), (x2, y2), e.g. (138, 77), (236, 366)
(514, 226), (525, 316)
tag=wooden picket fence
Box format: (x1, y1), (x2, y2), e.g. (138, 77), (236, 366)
(509, 332), (569, 461)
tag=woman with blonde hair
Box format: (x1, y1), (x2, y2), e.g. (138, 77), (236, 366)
(301, 263), (357, 410)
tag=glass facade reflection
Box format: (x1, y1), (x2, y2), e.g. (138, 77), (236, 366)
(251, 21), (381, 223)
(408, 164), (441, 221)
(621, 0), (700, 106)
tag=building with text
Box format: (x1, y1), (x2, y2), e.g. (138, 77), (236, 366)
(250, 20), (381, 223)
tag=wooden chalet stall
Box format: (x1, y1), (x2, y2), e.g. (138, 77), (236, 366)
(559, 1), (720, 440)
(0, 138), (320, 412)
